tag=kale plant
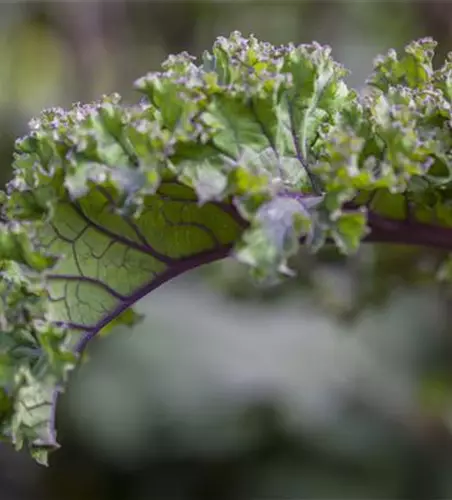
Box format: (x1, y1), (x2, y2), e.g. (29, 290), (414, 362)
(0, 32), (451, 465)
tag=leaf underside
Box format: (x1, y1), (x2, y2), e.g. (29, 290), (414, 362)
(0, 32), (451, 464)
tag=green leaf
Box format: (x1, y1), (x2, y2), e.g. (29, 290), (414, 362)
(234, 196), (312, 282)
(1, 32), (452, 464)
(331, 210), (368, 254)
(367, 37), (437, 92)
(97, 307), (144, 338)
(0, 259), (76, 464)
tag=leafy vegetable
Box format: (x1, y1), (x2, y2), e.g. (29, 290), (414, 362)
(0, 31), (452, 464)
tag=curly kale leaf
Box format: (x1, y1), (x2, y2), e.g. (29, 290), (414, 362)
(0, 33), (452, 463)
(0, 227), (76, 465)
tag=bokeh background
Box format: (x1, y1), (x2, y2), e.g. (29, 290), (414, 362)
(2, 1), (452, 499)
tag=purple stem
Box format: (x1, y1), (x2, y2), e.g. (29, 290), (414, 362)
(46, 193), (452, 451)
(72, 244), (233, 354)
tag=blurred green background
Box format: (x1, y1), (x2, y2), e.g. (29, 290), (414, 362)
(2, 2), (452, 499)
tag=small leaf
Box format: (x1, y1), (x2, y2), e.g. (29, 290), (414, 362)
(331, 210), (368, 254)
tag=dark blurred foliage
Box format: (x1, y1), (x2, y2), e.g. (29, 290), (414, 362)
(1, 2), (452, 499)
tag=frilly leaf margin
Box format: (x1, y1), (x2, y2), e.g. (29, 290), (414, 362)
(0, 32), (452, 463)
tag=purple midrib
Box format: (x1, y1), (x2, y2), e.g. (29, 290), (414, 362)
(49, 193), (452, 355)
(41, 192), (452, 449)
